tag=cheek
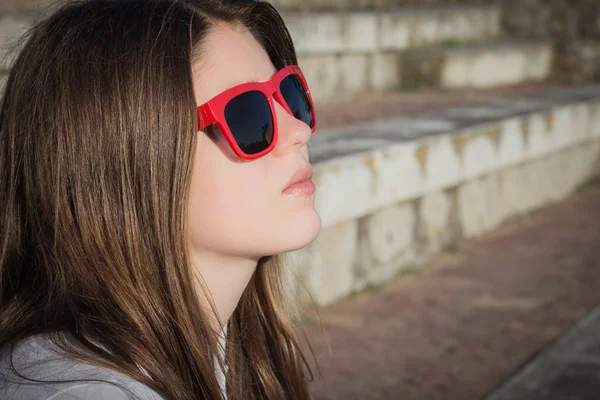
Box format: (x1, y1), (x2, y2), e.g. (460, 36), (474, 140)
(186, 133), (321, 257)
(186, 135), (276, 251)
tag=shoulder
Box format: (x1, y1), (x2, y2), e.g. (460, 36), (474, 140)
(12, 380), (162, 400)
(0, 334), (165, 400)
(3, 381), (164, 400)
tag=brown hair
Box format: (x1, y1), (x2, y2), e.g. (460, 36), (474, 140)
(0, 0), (316, 399)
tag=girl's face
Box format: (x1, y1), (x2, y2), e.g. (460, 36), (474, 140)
(187, 22), (321, 260)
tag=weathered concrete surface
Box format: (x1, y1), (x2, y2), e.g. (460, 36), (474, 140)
(292, 85), (600, 306)
(501, 0), (600, 84)
(299, 40), (552, 100)
(282, 5), (500, 55)
(0, 0), (45, 12)
(270, 0), (492, 11)
(314, 84), (561, 130)
(402, 40), (553, 90)
(304, 181), (600, 400)
(0, 13), (34, 72)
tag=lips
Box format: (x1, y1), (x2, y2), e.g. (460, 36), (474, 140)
(283, 165), (314, 194)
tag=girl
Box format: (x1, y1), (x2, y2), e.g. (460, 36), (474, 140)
(0, 0), (321, 399)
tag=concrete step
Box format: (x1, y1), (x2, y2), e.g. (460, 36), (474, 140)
(271, 0), (397, 11)
(296, 84), (600, 306)
(300, 40), (553, 101)
(0, 12), (36, 73)
(0, 0), (45, 13)
(402, 40), (554, 90)
(0, 5), (500, 69)
(282, 5), (501, 56)
(0, 12), (34, 95)
(313, 84), (563, 131)
(309, 84), (596, 163)
(271, 0), (489, 12)
(0, 7), (548, 100)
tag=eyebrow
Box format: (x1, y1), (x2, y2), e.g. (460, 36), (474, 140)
(228, 71), (277, 88)
(245, 70), (278, 84)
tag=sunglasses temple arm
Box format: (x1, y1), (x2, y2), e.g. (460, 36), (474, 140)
(197, 105), (216, 130)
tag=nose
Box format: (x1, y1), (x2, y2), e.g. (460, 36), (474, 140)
(270, 98), (312, 156)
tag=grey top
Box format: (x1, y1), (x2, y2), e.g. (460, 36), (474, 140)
(0, 328), (228, 400)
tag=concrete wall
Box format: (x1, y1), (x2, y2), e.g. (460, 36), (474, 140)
(0, 2), (558, 101)
(500, 0), (600, 83)
(283, 6), (501, 55)
(270, 0), (494, 11)
(288, 85), (600, 306)
(0, 0), (44, 12)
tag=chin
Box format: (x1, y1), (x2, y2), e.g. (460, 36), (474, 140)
(295, 208), (321, 248)
(272, 207), (322, 254)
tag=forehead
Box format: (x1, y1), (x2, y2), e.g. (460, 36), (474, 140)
(192, 22), (277, 106)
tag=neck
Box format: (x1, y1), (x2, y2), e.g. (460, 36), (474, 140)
(189, 250), (259, 331)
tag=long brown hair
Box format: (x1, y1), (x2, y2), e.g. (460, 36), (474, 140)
(0, 0), (316, 399)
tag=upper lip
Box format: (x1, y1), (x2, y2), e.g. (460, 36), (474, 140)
(284, 165), (313, 190)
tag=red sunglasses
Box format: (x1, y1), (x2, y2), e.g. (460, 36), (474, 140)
(197, 65), (317, 161)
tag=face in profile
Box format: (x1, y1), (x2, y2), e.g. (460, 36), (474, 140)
(186, 22), (321, 261)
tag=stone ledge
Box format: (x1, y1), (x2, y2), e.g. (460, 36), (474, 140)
(402, 40), (553, 89)
(0, 12), (36, 72)
(0, 1), (46, 13)
(299, 40), (553, 101)
(310, 85), (600, 228)
(281, 5), (501, 56)
(289, 85), (600, 306)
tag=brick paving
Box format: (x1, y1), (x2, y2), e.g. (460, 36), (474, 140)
(304, 180), (600, 400)
(484, 304), (600, 400)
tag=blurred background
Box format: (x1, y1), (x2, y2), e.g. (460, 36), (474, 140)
(1, 1), (600, 399)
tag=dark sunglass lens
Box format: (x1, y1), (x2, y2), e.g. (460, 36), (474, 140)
(279, 74), (314, 129)
(224, 91), (273, 155)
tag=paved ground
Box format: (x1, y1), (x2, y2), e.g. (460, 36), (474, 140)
(484, 304), (600, 400)
(304, 180), (600, 400)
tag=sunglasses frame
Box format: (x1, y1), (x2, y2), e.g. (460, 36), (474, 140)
(196, 65), (317, 161)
